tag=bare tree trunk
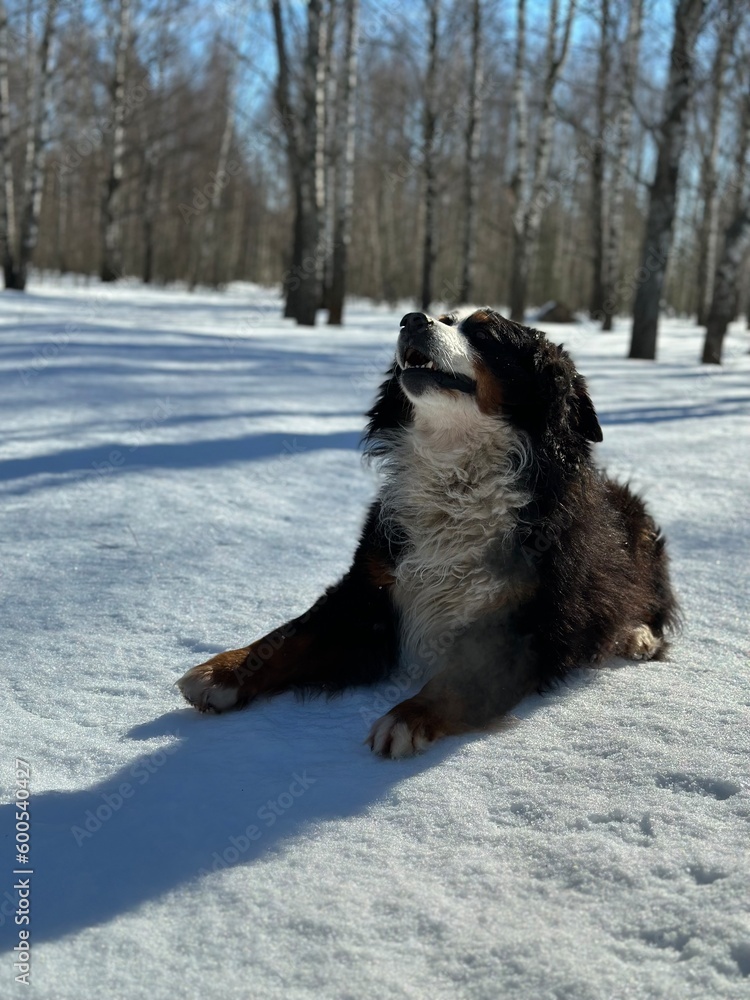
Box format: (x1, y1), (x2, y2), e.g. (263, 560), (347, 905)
(0, 0), (57, 291)
(509, 0), (576, 321)
(15, 0), (58, 290)
(296, 0), (324, 325)
(319, 0), (336, 310)
(420, 0), (440, 312)
(701, 209), (750, 363)
(695, 16), (731, 326)
(589, 0), (610, 319)
(629, 0), (705, 360)
(328, 0), (359, 326)
(509, 0), (528, 319)
(702, 85), (750, 363)
(0, 0), (18, 288)
(100, 0), (132, 283)
(271, 0), (324, 325)
(199, 64), (236, 288)
(601, 0), (643, 330)
(458, 0), (482, 305)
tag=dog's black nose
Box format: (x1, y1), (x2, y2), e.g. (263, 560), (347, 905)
(400, 312), (432, 335)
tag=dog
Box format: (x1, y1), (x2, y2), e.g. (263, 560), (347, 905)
(177, 308), (677, 758)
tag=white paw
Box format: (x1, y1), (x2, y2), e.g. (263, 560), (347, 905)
(176, 664), (240, 713)
(629, 624), (663, 661)
(367, 711), (434, 759)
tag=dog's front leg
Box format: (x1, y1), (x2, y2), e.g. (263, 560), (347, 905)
(367, 612), (539, 758)
(178, 560), (399, 713)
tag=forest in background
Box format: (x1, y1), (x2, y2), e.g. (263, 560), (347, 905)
(0, 0), (748, 361)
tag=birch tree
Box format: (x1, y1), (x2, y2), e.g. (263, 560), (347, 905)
(0, 0), (58, 291)
(694, 12), (732, 326)
(601, 0), (643, 330)
(271, 0), (324, 326)
(509, 0), (576, 322)
(701, 77), (750, 364)
(589, 0), (611, 320)
(458, 0), (483, 305)
(628, 0), (706, 360)
(419, 0), (439, 312)
(328, 0), (359, 325)
(191, 47), (237, 289)
(100, 0), (132, 282)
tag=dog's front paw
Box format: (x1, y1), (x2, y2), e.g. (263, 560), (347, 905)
(177, 647), (251, 713)
(366, 700), (443, 759)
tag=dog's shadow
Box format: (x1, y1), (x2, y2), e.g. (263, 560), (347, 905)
(0, 676), (591, 949)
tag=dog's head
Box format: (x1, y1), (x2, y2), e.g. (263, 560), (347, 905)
(365, 308), (602, 452)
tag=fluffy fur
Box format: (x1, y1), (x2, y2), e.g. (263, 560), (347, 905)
(177, 309), (677, 758)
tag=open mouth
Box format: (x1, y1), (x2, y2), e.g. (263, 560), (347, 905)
(399, 346), (476, 394)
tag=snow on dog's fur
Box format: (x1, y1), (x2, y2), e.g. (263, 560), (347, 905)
(178, 309), (678, 758)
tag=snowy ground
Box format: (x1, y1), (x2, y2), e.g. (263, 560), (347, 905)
(1, 277), (749, 1000)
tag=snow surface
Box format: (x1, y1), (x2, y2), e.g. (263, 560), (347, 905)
(1, 278), (749, 1000)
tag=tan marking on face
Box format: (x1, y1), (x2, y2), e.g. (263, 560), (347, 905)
(472, 359), (505, 415)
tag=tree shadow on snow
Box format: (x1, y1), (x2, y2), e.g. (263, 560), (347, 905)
(0, 429), (363, 494)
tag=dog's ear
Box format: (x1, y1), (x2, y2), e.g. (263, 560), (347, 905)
(571, 374), (603, 443)
(362, 362), (413, 458)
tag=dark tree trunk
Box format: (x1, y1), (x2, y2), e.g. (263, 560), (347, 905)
(271, 0), (323, 325)
(601, 0), (642, 330)
(701, 209), (750, 363)
(0, 0), (57, 290)
(100, 0), (131, 283)
(328, 0), (359, 326)
(458, 0), (483, 305)
(695, 18), (731, 326)
(629, 0), (705, 360)
(701, 84), (750, 364)
(420, 0), (440, 313)
(589, 0), (610, 319)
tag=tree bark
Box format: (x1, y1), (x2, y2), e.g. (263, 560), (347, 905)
(328, 0), (359, 325)
(695, 16), (731, 325)
(420, 0), (440, 313)
(458, 0), (483, 305)
(271, 0), (324, 325)
(196, 61), (236, 289)
(509, 0), (576, 321)
(0, 0), (18, 288)
(0, 0), (57, 290)
(629, 0), (705, 360)
(589, 0), (610, 319)
(701, 84), (750, 364)
(100, 0), (132, 283)
(701, 209), (750, 363)
(601, 0), (643, 330)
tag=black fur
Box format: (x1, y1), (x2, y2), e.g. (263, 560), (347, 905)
(179, 309), (678, 756)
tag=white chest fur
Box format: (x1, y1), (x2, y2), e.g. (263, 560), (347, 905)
(378, 412), (530, 662)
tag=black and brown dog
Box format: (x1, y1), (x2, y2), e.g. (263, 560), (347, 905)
(178, 309), (677, 758)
